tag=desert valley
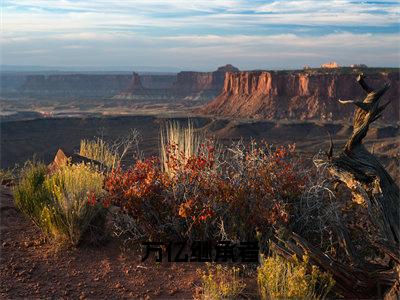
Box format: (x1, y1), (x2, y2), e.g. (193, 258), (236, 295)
(1, 64), (399, 179)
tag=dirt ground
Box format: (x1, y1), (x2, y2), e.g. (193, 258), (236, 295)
(0, 185), (259, 299)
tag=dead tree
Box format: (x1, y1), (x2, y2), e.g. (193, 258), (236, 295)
(272, 74), (400, 298)
(332, 74), (399, 245)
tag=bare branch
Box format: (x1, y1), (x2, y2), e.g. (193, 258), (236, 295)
(357, 73), (373, 93)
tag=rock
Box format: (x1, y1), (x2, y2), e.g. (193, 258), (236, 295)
(321, 61), (340, 68)
(48, 149), (107, 173)
(198, 70), (399, 122)
(115, 282), (122, 289)
(114, 65), (240, 101)
(23, 241), (33, 247)
(20, 74), (132, 98)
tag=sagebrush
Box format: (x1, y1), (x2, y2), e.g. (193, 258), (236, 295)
(199, 264), (245, 300)
(14, 161), (107, 245)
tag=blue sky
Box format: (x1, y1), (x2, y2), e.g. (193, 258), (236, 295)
(2, 0), (400, 70)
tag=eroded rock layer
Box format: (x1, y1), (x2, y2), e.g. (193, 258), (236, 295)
(115, 64), (239, 101)
(199, 70), (399, 121)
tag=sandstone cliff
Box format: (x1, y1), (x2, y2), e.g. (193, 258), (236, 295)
(199, 70), (399, 122)
(171, 64), (239, 100)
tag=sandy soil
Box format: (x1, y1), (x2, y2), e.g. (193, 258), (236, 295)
(0, 185), (198, 299)
(0, 185), (260, 299)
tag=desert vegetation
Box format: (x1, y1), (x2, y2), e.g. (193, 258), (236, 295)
(12, 125), (337, 298)
(9, 75), (400, 299)
(14, 161), (107, 246)
(257, 254), (334, 299)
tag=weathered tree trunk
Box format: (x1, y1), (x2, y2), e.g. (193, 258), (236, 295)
(331, 74), (399, 245)
(273, 74), (400, 298)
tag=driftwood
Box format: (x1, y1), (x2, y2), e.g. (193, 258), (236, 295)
(273, 74), (400, 299)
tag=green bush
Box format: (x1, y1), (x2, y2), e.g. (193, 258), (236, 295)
(13, 161), (52, 230)
(258, 254), (335, 300)
(14, 161), (107, 246)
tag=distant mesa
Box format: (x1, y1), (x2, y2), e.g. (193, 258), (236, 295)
(216, 64), (240, 73)
(350, 64), (368, 68)
(321, 61), (340, 69)
(2, 64), (239, 101)
(114, 65), (240, 101)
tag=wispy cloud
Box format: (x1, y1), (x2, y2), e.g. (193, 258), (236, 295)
(2, 0), (399, 69)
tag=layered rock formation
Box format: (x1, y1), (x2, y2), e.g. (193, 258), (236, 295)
(2, 65), (239, 101)
(115, 64), (239, 101)
(20, 74), (132, 98)
(113, 72), (176, 100)
(199, 70), (399, 122)
(171, 64), (239, 100)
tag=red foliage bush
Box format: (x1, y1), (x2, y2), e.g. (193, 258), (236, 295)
(105, 141), (308, 241)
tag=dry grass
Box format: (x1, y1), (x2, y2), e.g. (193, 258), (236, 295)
(198, 263), (246, 300)
(79, 138), (118, 168)
(160, 121), (204, 177)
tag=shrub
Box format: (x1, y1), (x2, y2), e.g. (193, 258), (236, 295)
(257, 254), (334, 300)
(104, 157), (171, 240)
(212, 141), (307, 243)
(14, 161), (107, 246)
(0, 167), (17, 183)
(199, 263), (245, 300)
(44, 163), (106, 245)
(79, 138), (118, 168)
(13, 161), (52, 229)
(108, 129), (308, 242)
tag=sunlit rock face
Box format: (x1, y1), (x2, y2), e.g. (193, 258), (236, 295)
(198, 70), (399, 122)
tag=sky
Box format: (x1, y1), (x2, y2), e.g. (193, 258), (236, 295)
(2, 0), (400, 71)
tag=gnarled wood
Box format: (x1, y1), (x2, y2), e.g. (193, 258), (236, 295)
(330, 74), (399, 244)
(272, 74), (399, 298)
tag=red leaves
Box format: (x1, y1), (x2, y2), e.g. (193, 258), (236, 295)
(87, 191), (97, 206)
(104, 141), (307, 237)
(104, 157), (164, 217)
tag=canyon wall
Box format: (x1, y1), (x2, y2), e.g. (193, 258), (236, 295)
(199, 70), (399, 122)
(115, 64), (239, 101)
(113, 72), (175, 100)
(3, 64), (238, 100)
(19, 74), (132, 98)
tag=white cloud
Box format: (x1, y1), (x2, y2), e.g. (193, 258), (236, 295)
(2, 31), (399, 69)
(1, 0), (399, 68)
